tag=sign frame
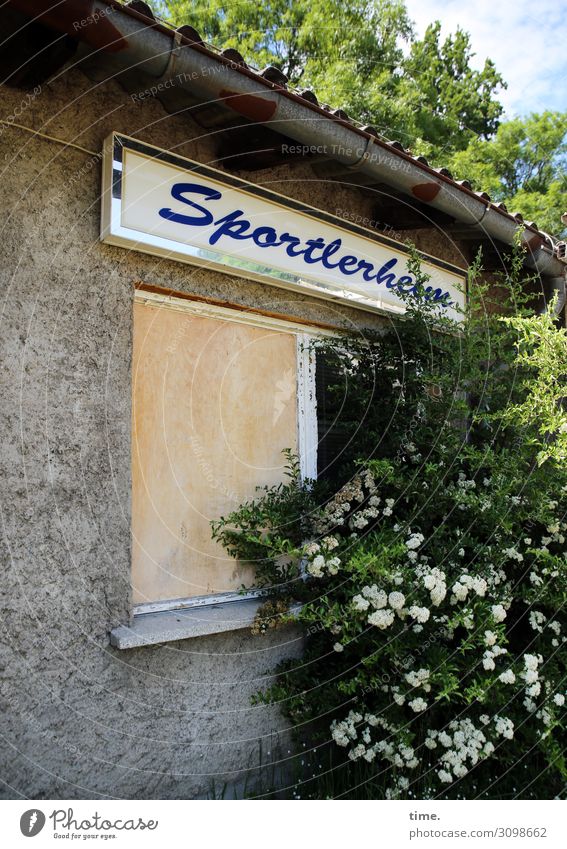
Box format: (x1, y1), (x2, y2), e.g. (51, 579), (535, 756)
(101, 132), (466, 318)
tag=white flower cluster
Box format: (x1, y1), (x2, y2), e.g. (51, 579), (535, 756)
(450, 574), (488, 603)
(354, 584), (411, 630)
(331, 710), (411, 767)
(494, 715), (514, 739)
(408, 605), (430, 623)
(306, 553), (341, 578)
(545, 518), (566, 544)
(520, 653), (543, 701)
(368, 609), (396, 629)
(491, 604), (507, 623)
(457, 472), (476, 490)
(548, 619), (563, 647)
(304, 538), (341, 578)
(529, 610), (546, 633)
(452, 472), (481, 511)
(361, 469), (379, 493)
(405, 668), (431, 691)
(359, 585), (386, 608)
(484, 563), (508, 590)
(482, 643), (507, 671)
(350, 510), (374, 530)
(330, 710), (363, 748)
(391, 687), (406, 706)
(498, 669), (516, 684)
(376, 739), (420, 773)
(384, 775), (411, 798)
(405, 531), (425, 560)
(388, 591), (405, 610)
(352, 593), (370, 612)
(421, 567), (447, 606)
(536, 707), (553, 727)
(427, 718), (493, 783)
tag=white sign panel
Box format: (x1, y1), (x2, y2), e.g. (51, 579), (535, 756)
(101, 134), (466, 319)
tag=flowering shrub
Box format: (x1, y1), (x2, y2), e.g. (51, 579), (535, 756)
(280, 457), (566, 798)
(213, 252), (567, 798)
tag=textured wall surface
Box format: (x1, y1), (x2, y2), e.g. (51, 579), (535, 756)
(0, 65), (464, 799)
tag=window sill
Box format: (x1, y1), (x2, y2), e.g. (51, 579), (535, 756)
(109, 598), (300, 649)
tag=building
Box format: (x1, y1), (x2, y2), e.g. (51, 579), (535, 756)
(1, 0), (565, 799)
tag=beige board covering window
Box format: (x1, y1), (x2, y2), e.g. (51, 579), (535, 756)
(132, 301), (298, 604)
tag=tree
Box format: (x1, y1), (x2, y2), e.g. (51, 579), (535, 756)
(151, 0), (505, 154)
(152, 2), (565, 234)
(401, 22), (506, 157)
(153, 0), (409, 83)
(448, 112), (567, 237)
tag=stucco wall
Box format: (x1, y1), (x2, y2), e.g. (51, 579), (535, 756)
(0, 65), (465, 799)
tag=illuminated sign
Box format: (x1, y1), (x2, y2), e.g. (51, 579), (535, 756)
(101, 133), (465, 319)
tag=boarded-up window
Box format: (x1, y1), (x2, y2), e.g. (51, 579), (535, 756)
(132, 301), (298, 605)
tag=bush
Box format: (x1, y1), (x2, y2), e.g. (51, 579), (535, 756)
(212, 250), (567, 799)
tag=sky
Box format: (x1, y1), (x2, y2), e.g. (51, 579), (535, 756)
(404, 0), (567, 118)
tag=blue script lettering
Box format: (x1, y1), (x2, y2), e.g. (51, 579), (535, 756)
(158, 182), (453, 308)
(159, 183), (221, 226)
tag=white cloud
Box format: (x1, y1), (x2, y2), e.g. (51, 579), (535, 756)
(404, 0), (567, 117)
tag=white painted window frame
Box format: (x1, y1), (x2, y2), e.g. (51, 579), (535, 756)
(132, 288), (335, 616)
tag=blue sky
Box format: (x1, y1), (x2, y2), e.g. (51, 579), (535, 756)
(404, 0), (567, 117)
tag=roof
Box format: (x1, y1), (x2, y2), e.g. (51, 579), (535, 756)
(2, 0), (566, 273)
(123, 1), (564, 249)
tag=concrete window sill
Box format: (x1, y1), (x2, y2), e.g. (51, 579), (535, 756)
(109, 599), (299, 649)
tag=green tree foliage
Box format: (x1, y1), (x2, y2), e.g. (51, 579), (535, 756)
(153, 0), (410, 84)
(448, 112), (567, 237)
(401, 22), (506, 156)
(151, 0), (504, 152)
(151, 1), (565, 234)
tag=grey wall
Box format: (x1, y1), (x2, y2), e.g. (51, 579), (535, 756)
(0, 66), (465, 799)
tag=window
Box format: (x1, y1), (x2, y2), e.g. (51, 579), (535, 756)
(131, 289), (320, 613)
(315, 348), (354, 482)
